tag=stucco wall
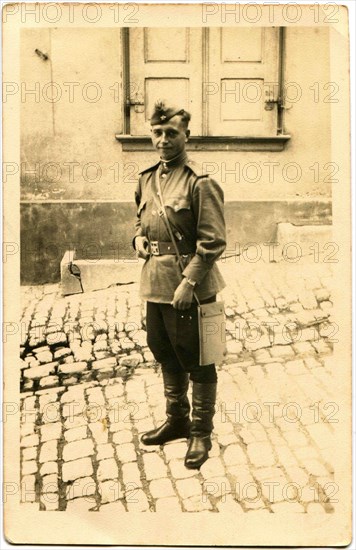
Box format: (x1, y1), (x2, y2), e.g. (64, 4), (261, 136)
(21, 26), (331, 201)
(21, 28), (123, 200)
(20, 27), (332, 283)
(20, 199), (332, 284)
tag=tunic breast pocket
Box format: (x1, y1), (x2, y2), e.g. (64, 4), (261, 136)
(164, 197), (193, 228)
(164, 197), (191, 213)
(165, 197), (192, 224)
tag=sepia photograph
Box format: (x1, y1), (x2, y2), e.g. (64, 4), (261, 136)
(2, 2), (352, 546)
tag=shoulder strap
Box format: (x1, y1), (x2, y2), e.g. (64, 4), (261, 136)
(151, 170), (200, 305)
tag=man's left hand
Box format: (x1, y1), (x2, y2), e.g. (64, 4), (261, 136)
(171, 279), (194, 310)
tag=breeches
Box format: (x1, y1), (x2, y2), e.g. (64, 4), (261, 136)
(146, 298), (217, 384)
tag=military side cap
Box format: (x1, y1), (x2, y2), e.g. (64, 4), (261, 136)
(150, 100), (186, 125)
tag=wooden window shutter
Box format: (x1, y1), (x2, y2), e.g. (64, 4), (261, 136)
(128, 28), (203, 136)
(206, 28), (280, 136)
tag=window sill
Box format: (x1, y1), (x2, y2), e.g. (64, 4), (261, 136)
(116, 134), (291, 152)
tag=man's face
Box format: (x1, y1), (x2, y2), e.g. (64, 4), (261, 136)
(151, 115), (190, 161)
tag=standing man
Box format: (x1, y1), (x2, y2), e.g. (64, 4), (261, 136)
(133, 100), (226, 469)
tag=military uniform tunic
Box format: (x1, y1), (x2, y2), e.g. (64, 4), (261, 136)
(134, 153), (226, 302)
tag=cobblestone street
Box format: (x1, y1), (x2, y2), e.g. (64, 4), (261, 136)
(19, 258), (337, 513)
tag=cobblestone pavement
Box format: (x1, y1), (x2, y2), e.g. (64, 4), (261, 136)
(19, 258), (337, 513)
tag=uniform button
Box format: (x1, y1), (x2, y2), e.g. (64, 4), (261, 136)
(161, 173), (167, 178)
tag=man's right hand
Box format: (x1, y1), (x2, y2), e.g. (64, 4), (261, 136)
(135, 236), (150, 260)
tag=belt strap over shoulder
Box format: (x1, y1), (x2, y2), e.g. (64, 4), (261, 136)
(151, 170), (200, 306)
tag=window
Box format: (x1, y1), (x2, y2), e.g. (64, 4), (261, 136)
(117, 27), (290, 151)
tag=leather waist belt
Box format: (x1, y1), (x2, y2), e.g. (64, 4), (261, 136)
(149, 240), (194, 256)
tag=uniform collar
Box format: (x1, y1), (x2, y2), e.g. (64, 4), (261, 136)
(160, 151), (188, 172)
(139, 154), (209, 178)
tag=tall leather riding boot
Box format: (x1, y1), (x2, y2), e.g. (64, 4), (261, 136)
(184, 382), (217, 469)
(141, 370), (191, 445)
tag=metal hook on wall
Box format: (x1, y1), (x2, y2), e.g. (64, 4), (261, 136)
(34, 49), (48, 61)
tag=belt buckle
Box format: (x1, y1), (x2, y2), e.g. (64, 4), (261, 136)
(150, 241), (160, 256)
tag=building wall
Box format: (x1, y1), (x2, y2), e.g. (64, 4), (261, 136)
(20, 27), (332, 283)
(21, 28), (123, 201)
